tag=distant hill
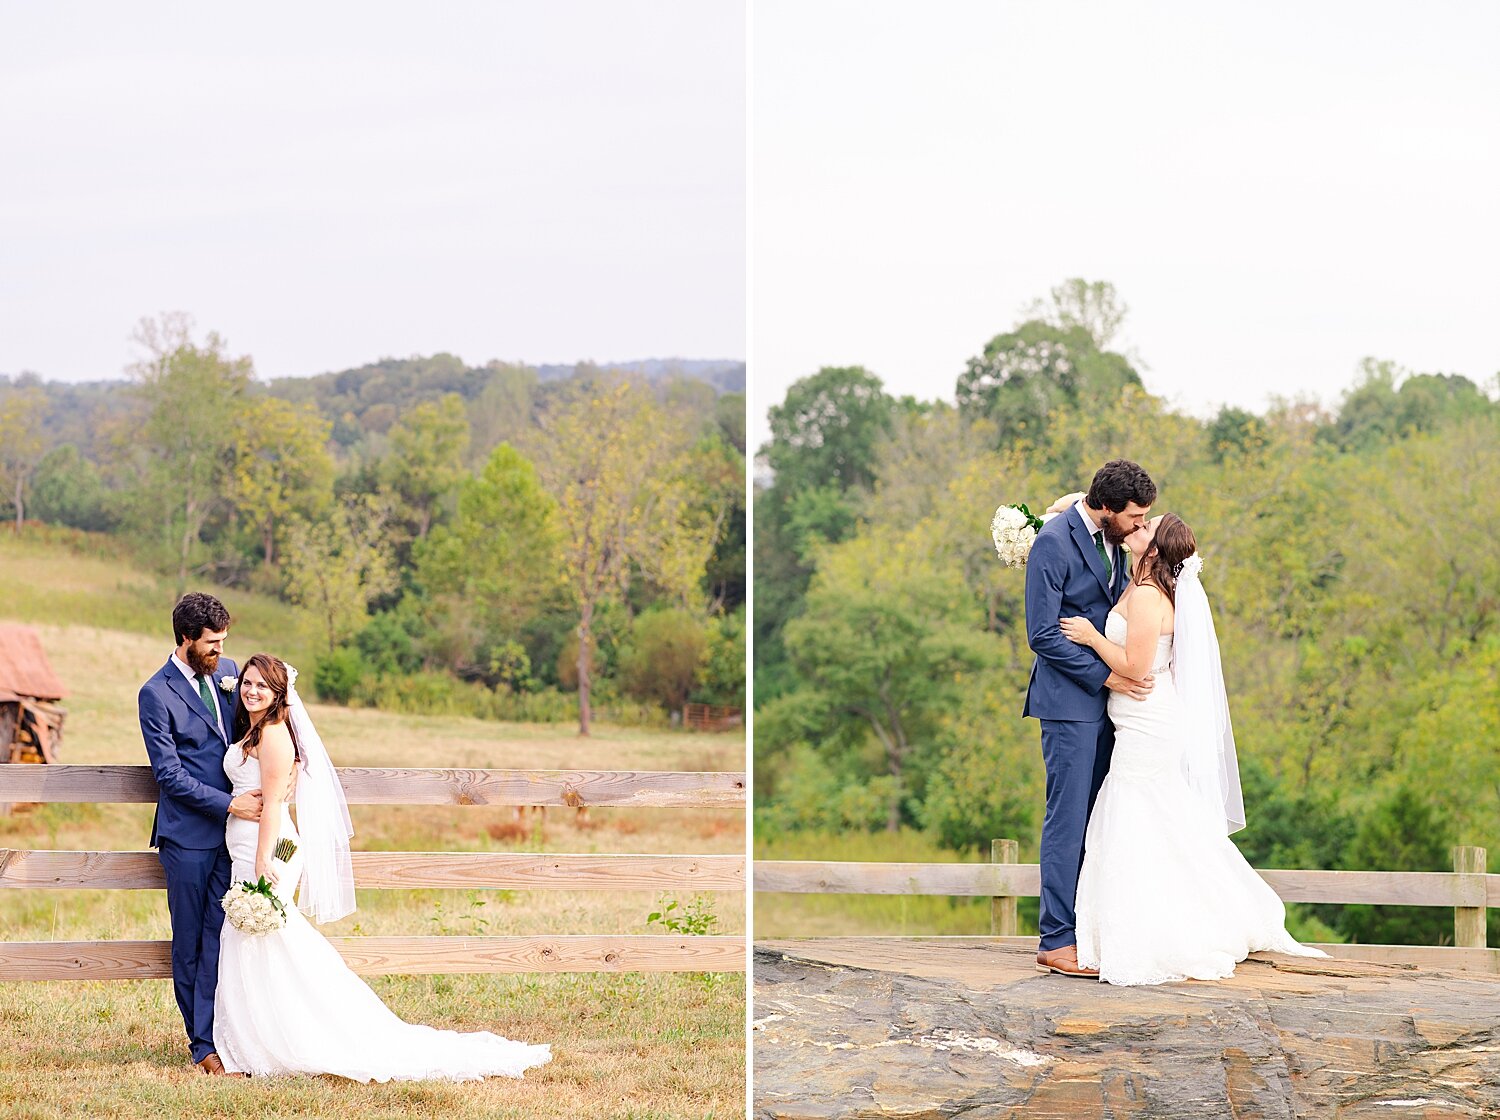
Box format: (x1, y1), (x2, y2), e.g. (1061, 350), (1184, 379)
(6, 354), (745, 461)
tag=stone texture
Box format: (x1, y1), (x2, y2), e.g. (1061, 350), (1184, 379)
(753, 939), (1500, 1120)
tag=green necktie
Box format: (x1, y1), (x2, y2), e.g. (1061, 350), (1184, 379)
(196, 674), (218, 721)
(1094, 532), (1112, 581)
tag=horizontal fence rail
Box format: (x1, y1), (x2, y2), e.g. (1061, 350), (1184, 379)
(754, 861), (1500, 907)
(0, 935), (746, 981)
(1, 850), (744, 891)
(756, 843), (1495, 972)
(0, 763), (748, 978)
(0, 764), (746, 808)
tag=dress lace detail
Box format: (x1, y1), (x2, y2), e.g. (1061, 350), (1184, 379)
(213, 745), (551, 1080)
(1073, 614), (1326, 986)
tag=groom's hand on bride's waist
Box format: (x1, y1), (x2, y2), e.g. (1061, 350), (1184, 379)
(1104, 672), (1153, 701)
(228, 790), (263, 821)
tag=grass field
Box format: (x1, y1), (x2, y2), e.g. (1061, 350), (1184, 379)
(0, 534), (745, 1119)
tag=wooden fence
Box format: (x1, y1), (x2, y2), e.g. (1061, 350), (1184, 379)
(755, 840), (1498, 973)
(0, 764), (746, 981)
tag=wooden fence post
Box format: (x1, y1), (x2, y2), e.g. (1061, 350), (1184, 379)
(991, 838), (1018, 937)
(1453, 846), (1487, 949)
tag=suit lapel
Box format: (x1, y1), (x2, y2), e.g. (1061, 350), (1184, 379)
(1068, 507), (1113, 599)
(164, 663), (226, 744)
(212, 666), (238, 745)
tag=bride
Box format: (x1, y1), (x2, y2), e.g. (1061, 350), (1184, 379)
(1058, 513), (1325, 985)
(213, 653), (552, 1080)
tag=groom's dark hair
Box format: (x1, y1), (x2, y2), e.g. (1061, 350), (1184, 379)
(172, 592), (231, 645)
(1086, 459), (1156, 512)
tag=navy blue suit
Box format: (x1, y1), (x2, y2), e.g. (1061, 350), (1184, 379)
(1022, 507), (1127, 951)
(139, 656), (240, 1063)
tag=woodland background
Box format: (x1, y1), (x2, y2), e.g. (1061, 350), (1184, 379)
(753, 280), (1499, 947)
(0, 315), (746, 732)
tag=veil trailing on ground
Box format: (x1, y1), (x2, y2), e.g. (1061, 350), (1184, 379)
(284, 663), (357, 922)
(1171, 555), (1247, 834)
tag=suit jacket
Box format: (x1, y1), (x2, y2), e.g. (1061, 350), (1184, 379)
(139, 656), (240, 849)
(1022, 506), (1128, 722)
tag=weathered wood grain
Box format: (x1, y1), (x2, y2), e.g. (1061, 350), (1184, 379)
(755, 859), (1500, 907)
(754, 938), (1500, 1119)
(0, 935), (746, 980)
(0, 764), (746, 807)
(0, 849), (744, 890)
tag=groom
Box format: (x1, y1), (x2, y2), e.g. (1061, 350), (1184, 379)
(138, 592), (261, 1074)
(1023, 460), (1156, 978)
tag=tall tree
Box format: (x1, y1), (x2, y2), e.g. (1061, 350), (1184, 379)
(230, 396), (335, 565)
(0, 385), (48, 532)
(1021, 278), (1130, 350)
(281, 496), (396, 654)
(126, 315), (253, 593)
(956, 320), (1141, 448)
(414, 443), (565, 674)
(530, 380), (713, 735)
(381, 393), (470, 541)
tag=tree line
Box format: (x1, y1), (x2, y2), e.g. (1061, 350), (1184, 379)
(0, 314), (746, 730)
(754, 280), (1499, 945)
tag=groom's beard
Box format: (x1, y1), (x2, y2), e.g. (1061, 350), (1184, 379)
(185, 645), (220, 676)
(1100, 518), (1133, 547)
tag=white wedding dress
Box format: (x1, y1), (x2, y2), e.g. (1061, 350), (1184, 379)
(1074, 612), (1326, 985)
(214, 746), (552, 1080)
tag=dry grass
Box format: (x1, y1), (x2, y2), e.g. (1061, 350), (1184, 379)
(0, 561), (746, 1118)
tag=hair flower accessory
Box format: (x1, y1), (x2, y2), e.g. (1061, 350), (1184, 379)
(219, 675), (238, 692)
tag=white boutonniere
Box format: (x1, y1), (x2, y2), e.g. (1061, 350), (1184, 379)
(219, 675), (238, 693)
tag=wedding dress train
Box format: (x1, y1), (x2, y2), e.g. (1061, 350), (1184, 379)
(213, 747), (552, 1080)
(1074, 612), (1325, 985)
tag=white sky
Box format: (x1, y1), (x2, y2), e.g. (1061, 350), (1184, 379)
(751, 0), (1500, 454)
(0, 1), (745, 382)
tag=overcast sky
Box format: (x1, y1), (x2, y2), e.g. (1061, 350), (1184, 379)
(0, 1), (745, 383)
(751, 0), (1500, 454)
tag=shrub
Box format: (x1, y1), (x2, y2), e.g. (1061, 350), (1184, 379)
(313, 647), (370, 705)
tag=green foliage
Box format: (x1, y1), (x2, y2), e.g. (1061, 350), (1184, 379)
(955, 320), (1141, 447)
(29, 445), (116, 532)
(381, 393), (471, 541)
(412, 442), (564, 679)
(1339, 784), (1456, 946)
(1327, 359), (1495, 451)
(646, 894), (719, 936)
(695, 607), (746, 708)
(757, 279), (1500, 948)
(763, 365), (894, 494)
(312, 647), (370, 705)
(618, 607), (708, 713)
(281, 495), (396, 654)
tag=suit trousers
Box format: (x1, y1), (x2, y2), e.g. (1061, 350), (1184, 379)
(1037, 716), (1114, 951)
(157, 839), (231, 1062)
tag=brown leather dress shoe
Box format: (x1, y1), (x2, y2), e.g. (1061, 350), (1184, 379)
(1035, 944), (1100, 978)
(195, 1053), (227, 1075)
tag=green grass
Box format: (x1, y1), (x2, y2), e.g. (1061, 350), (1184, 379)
(0, 529), (319, 669)
(0, 532), (746, 1119)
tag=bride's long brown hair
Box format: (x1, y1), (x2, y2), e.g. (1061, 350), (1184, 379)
(1131, 513), (1196, 606)
(232, 653), (303, 762)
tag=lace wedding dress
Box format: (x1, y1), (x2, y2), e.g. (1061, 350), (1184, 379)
(1074, 612), (1325, 985)
(213, 746), (552, 1080)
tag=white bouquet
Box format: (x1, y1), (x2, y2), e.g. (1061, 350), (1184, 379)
(221, 876), (288, 936)
(991, 503), (1045, 568)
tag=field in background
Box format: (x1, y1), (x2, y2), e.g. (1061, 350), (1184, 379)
(0, 536), (744, 1119)
(753, 828), (1023, 939)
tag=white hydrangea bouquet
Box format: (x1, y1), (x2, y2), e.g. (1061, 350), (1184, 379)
(990, 502), (1046, 568)
(221, 875), (288, 936)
